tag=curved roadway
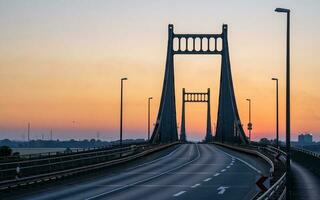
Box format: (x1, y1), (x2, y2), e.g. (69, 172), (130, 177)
(4, 144), (271, 200)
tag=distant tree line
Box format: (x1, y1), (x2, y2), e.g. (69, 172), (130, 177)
(0, 138), (146, 149)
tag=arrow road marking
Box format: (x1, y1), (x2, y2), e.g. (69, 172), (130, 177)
(217, 186), (229, 194)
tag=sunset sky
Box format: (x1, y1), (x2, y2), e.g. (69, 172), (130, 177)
(0, 0), (319, 141)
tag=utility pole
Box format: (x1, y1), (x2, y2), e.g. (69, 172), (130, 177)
(27, 122), (30, 146)
(272, 78), (279, 148)
(97, 131), (100, 141)
(246, 99), (252, 141)
(50, 129), (53, 141)
(148, 97), (153, 141)
(120, 77), (128, 148)
(275, 7), (291, 200)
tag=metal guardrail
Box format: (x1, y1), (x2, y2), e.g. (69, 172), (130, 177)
(257, 173), (286, 200)
(0, 142), (147, 162)
(290, 146), (320, 177)
(292, 147), (320, 158)
(256, 145), (287, 200)
(0, 142), (179, 190)
(266, 146), (287, 157)
(0, 143), (172, 183)
(0, 144), (147, 168)
(0, 147), (96, 162)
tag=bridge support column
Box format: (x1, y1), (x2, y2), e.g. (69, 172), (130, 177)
(215, 25), (248, 144)
(205, 88), (213, 142)
(180, 88), (186, 142)
(150, 25), (178, 143)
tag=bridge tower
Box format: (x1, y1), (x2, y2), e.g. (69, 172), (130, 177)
(150, 25), (178, 143)
(215, 25), (248, 144)
(180, 88), (213, 143)
(180, 88), (187, 142)
(150, 24), (248, 144)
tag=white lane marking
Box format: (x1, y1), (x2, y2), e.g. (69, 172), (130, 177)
(127, 145), (184, 170)
(214, 173), (220, 176)
(121, 172), (214, 175)
(173, 191), (186, 197)
(217, 186), (229, 194)
(191, 183), (200, 188)
(215, 147), (262, 174)
(85, 144), (201, 200)
(203, 178), (212, 182)
(226, 166), (230, 169)
(188, 145), (193, 158)
(221, 169), (226, 172)
(230, 163), (234, 166)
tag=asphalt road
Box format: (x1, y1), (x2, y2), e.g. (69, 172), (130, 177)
(4, 144), (271, 200)
(292, 160), (320, 200)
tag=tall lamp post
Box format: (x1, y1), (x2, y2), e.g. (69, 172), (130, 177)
(275, 7), (291, 200)
(246, 99), (252, 141)
(120, 77), (128, 148)
(148, 97), (153, 141)
(272, 78), (279, 148)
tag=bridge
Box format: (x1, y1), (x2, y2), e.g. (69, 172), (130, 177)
(0, 24), (319, 200)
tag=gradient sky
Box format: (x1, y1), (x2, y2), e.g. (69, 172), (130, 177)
(0, 0), (319, 141)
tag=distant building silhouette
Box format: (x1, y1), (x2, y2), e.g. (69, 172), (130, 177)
(298, 133), (313, 145)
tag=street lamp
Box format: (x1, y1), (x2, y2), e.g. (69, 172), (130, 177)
(272, 78), (279, 148)
(275, 7), (291, 200)
(246, 99), (252, 141)
(120, 77), (128, 149)
(148, 97), (153, 141)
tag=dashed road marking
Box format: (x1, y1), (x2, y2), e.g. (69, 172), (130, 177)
(85, 144), (201, 200)
(203, 178), (212, 182)
(214, 173), (220, 176)
(191, 183), (200, 188)
(173, 191), (186, 197)
(226, 166), (230, 169)
(216, 148), (262, 174)
(221, 169), (226, 172)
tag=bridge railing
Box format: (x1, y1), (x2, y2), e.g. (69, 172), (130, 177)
(257, 173), (286, 200)
(292, 147), (320, 158)
(0, 147), (98, 162)
(0, 142), (147, 163)
(255, 145), (287, 200)
(0, 142), (179, 190)
(291, 146), (320, 176)
(0, 144), (152, 182)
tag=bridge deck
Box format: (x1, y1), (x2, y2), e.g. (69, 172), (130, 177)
(2, 144), (271, 200)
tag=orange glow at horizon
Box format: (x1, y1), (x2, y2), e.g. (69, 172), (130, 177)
(0, 1), (319, 141)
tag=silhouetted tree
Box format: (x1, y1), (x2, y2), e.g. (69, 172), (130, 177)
(0, 146), (12, 157)
(259, 138), (271, 145)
